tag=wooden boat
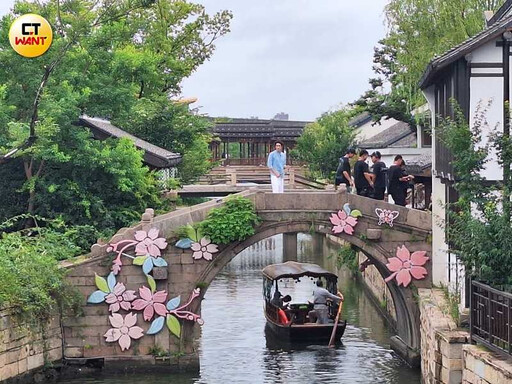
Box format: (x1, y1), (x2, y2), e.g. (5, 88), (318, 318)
(262, 261), (347, 343)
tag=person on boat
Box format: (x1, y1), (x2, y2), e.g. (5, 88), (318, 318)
(271, 291), (292, 309)
(311, 280), (343, 324)
(271, 290), (284, 308)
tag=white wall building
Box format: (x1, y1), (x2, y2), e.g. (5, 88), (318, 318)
(420, 2), (512, 304)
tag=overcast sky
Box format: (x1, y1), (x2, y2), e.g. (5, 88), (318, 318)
(0, 0), (389, 121)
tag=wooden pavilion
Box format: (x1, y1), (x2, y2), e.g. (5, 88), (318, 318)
(210, 118), (310, 165)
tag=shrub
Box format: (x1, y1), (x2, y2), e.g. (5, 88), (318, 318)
(199, 196), (260, 244)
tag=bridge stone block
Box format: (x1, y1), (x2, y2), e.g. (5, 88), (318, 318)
(366, 229), (382, 240)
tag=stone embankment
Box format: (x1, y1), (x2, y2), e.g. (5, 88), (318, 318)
(419, 288), (512, 384)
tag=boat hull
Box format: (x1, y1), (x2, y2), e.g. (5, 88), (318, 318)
(264, 313), (347, 343)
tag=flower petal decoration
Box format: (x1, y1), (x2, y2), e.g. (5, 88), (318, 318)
(104, 313), (144, 351)
(190, 237), (219, 261)
(132, 287), (168, 321)
(133, 228), (168, 257)
(104, 283), (136, 313)
(330, 210), (358, 235)
(385, 245), (430, 287)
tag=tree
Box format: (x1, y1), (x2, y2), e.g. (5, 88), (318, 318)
(292, 108), (357, 179)
(438, 103), (512, 286)
(356, 0), (502, 122)
(0, 0), (231, 228)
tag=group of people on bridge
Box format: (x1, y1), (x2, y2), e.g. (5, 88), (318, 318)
(266, 141), (414, 207)
(335, 148), (413, 206)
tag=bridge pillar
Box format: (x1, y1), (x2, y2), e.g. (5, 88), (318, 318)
(283, 232), (298, 261)
(311, 232), (324, 256)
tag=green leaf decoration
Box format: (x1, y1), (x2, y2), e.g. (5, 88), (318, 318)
(95, 274), (109, 293)
(185, 224), (198, 242)
(147, 274), (156, 293)
(133, 256), (148, 266)
(166, 314), (181, 338)
(196, 227), (204, 241)
(350, 209), (362, 218)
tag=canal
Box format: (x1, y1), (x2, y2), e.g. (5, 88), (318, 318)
(58, 233), (420, 384)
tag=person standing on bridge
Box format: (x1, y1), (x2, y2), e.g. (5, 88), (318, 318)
(267, 141), (286, 193)
(353, 149), (374, 197)
(388, 155), (413, 206)
(370, 151), (387, 200)
(335, 148), (356, 192)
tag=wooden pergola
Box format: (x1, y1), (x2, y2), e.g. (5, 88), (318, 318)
(210, 118), (309, 166)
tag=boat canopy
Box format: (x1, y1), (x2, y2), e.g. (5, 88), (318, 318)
(262, 261), (337, 281)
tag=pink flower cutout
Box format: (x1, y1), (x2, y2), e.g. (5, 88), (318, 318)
(104, 313), (144, 351)
(330, 210), (357, 235)
(191, 237), (219, 261)
(131, 286), (168, 321)
(105, 283), (136, 312)
(134, 228), (168, 257)
(385, 245), (429, 287)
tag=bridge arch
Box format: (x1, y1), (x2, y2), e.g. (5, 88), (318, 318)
(64, 190), (430, 369)
(193, 220), (421, 365)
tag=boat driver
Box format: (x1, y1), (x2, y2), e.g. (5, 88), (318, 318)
(310, 279), (343, 324)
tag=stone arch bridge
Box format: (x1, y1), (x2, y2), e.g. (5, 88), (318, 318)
(63, 189), (431, 370)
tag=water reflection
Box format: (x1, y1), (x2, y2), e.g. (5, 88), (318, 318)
(57, 233), (420, 384)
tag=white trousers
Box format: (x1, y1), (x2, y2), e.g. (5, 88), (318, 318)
(270, 174), (284, 193)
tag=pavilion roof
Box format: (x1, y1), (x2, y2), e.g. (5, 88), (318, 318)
(78, 116), (182, 169)
(212, 117), (310, 141)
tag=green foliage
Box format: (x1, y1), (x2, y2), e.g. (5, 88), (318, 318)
(441, 285), (460, 326)
(0, 0), (232, 232)
(335, 244), (359, 274)
(149, 344), (170, 357)
(356, 0), (501, 122)
(164, 178), (182, 191)
(0, 226), (83, 322)
(437, 103), (512, 286)
(200, 196), (260, 244)
(292, 109), (357, 179)
(114, 99), (214, 183)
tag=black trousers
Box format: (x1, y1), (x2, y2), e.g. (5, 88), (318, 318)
(391, 190), (406, 206)
(356, 186), (372, 197)
(372, 187), (385, 200)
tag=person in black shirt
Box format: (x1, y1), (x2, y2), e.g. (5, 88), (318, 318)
(370, 151), (387, 200)
(335, 148), (356, 192)
(388, 155), (413, 206)
(353, 149), (374, 197)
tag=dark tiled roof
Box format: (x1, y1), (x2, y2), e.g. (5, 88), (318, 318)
(211, 117), (310, 140)
(78, 116), (182, 168)
(359, 121), (416, 149)
(420, 14), (512, 88)
(488, 1), (512, 26)
(405, 153), (432, 176)
(348, 112), (372, 128)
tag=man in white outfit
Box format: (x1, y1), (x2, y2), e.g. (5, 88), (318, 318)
(267, 141), (286, 193)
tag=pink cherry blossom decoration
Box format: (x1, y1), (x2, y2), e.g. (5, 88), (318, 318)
(134, 228), (168, 257)
(131, 286), (168, 321)
(385, 245), (429, 287)
(105, 283), (136, 312)
(191, 237), (219, 261)
(104, 312), (144, 351)
(330, 210), (357, 235)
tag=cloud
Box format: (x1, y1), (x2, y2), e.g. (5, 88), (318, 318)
(182, 0), (388, 120)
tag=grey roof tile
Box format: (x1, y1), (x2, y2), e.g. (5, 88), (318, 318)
(78, 116), (182, 168)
